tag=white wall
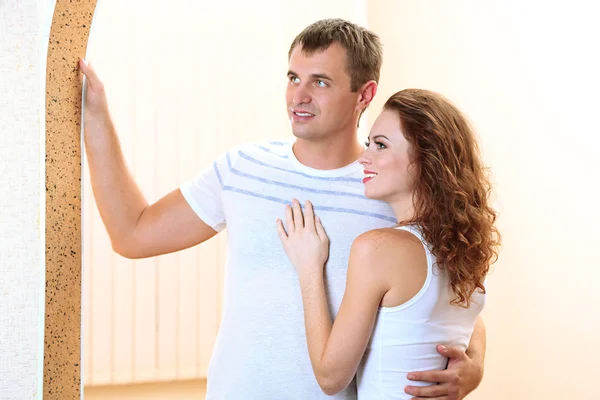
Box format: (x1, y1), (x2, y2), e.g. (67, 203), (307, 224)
(369, 1), (600, 398)
(0, 0), (55, 399)
(84, 1), (600, 398)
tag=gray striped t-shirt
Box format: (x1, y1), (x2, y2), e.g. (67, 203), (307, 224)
(180, 140), (396, 399)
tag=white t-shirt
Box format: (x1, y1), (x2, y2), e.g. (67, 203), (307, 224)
(357, 225), (485, 399)
(180, 140), (396, 399)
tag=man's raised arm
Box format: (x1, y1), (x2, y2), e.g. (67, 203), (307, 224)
(79, 60), (218, 259)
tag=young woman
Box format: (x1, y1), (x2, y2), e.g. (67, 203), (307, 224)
(276, 89), (500, 398)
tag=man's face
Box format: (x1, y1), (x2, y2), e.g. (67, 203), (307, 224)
(286, 43), (361, 141)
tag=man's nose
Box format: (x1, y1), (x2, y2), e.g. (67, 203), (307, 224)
(292, 84), (312, 106)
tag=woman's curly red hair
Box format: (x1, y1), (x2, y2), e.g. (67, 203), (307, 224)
(384, 89), (501, 307)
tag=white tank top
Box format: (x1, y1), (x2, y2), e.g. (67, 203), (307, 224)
(356, 225), (485, 399)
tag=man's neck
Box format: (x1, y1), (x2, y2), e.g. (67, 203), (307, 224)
(292, 137), (364, 170)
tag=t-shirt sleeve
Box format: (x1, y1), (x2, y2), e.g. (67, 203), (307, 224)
(179, 149), (231, 232)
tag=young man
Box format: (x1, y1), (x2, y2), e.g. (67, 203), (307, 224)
(80, 19), (486, 399)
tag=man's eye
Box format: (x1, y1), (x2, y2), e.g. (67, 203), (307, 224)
(316, 80), (327, 87)
(290, 76), (300, 84)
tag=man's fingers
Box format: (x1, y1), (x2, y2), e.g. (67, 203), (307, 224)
(407, 370), (449, 384)
(291, 199), (304, 228)
(411, 396), (451, 400)
(276, 218), (287, 242)
(78, 59), (102, 90)
(285, 204), (295, 232)
(79, 59), (93, 78)
(405, 383), (450, 398)
(437, 344), (467, 361)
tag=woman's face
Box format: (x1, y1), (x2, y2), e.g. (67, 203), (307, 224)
(359, 109), (416, 203)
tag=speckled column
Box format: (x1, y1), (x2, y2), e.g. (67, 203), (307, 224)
(44, 1), (97, 398)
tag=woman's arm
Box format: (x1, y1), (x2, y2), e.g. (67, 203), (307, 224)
(296, 230), (390, 394)
(277, 200), (421, 395)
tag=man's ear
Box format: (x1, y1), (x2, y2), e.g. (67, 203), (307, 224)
(356, 80), (378, 111)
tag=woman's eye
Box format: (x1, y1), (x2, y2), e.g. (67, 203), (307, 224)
(365, 140), (386, 149)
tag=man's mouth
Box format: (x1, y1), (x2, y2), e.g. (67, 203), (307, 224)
(291, 108), (315, 118)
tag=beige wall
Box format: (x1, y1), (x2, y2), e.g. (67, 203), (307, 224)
(81, 0), (600, 399)
(370, 1), (600, 398)
(84, 379), (206, 400)
(82, 0), (368, 390)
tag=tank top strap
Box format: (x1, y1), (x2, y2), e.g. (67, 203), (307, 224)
(394, 224), (424, 242)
